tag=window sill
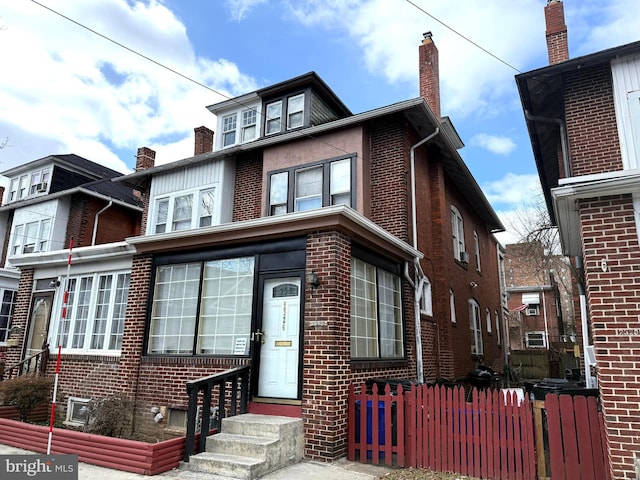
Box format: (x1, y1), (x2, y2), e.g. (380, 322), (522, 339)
(351, 359), (407, 370)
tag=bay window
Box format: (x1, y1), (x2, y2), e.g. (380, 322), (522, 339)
(11, 218), (51, 255)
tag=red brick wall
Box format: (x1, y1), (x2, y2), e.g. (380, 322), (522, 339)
(5, 268), (34, 367)
(65, 194), (141, 247)
(564, 64), (623, 176)
(579, 194), (640, 480)
(369, 116), (410, 242)
(233, 154), (263, 221)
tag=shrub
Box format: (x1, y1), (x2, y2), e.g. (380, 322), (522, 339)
(84, 394), (134, 438)
(0, 374), (54, 421)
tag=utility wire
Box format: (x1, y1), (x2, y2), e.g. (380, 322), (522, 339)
(29, 0), (354, 158)
(404, 0), (523, 74)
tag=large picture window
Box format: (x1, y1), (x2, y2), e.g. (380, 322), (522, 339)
(350, 257), (403, 359)
(55, 271), (130, 352)
(268, 156), (354, 215)
(148, 257), (255, 355)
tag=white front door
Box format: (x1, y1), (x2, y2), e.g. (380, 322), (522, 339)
(257, 277), (301, 399)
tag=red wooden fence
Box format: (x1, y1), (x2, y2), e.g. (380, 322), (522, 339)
(348, 382), (536, 480)
(544, 394), (610, 480)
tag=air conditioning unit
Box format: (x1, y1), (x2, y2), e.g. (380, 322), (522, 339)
(36, 183), (47, 193)
(459, 251), (469, 264)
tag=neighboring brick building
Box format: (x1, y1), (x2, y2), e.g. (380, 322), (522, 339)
(517, 1), (640, 477)
(6, 35), (505, 462)
(0, 155), (142, 369)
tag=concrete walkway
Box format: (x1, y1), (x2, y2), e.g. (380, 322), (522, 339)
(0, 444), (393, 480)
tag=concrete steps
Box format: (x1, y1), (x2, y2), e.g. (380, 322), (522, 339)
(184, 414), (303, 480)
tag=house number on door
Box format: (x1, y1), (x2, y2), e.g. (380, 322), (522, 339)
(282, 301), (287, 330)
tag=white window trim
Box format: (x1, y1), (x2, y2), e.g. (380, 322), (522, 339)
(451, 206), (466, 262)
(0, 289), (17, 345)
(65, 397), (90, 426)
(469, 299), (483, 356)
(8, 168), (51, 202)
(53, 270), (130, 354)
(10, 218), (52, 256)
(474, 231), (481, 272)
(525, 331), (547, 349)
(525, 305), (540, 316)
(495, 310), (501, 345)
(216, 103), (261, 149)
(419, 277), (433, 316)
(449, 289), (456, 324)
(486, 307), (492, 333)
(150, 186), (218, 235)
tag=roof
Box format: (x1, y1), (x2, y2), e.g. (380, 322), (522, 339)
(206, 71), (352, 117)
(516, 39), (640, 223)
(1, 153), (124, 180)
(117, 98), (503, 232)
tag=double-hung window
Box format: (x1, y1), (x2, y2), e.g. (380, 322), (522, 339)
(350, 257), (403, 359)
(148, 257), (255, 355)
(268, 157), (354, 215)
(11, 218), (51, 255)
(469, 299), (483, 356)
(451, 206), (465, 262)
(222, 114), (237, 147)
(266, 101), (283, 135)
(153, 187), (216, 234)
(241, 108), (257, 142)
(0, 290), (17, 344)
(474, 231), (481, 272)
(55, 271), (130, 352)
(265, 93), (305, 135)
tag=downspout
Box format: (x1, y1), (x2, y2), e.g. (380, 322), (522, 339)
(524, 110), (571, 178)
(407, 127), (440, 384)
(92, 201), (113, 246)
(575, 256), (596, 388)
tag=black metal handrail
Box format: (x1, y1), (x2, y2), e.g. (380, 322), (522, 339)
(1, 343), (49, 381)
(184, 365), (250, 462)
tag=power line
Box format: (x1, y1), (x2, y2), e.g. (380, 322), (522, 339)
(28, 0), (354, 158)
(404, 0), (523, 74)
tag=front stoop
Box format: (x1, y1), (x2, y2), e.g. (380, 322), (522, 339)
(186, 414), (304, 480)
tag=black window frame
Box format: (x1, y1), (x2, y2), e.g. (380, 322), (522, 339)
(266, 154), (356, 216)
(262, 89), (309, 136)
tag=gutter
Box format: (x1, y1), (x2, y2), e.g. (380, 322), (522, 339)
(406, 127), (440, 384)
(92, 201), (113, 246)
(524, 110), (571, 178)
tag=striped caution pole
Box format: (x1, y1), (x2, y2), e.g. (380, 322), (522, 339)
(47, 237), (73, 455)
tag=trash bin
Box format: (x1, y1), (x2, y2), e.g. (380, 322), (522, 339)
(354, 400), (385, 445)
(532, 378), (599, 400)
(367, 377), (418, 395)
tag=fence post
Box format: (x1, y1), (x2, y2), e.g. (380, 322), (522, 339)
(533, 400), (548, 480)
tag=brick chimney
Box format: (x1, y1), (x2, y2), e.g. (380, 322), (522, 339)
(194, 126), (214, 155)
(545, 0), (569, 65)
(419, 31), (441, 120)
(136, 147), (156, 171)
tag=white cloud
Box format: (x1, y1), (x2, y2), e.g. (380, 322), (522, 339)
(0, 0), (258, 173)
(227, 0), (268, 21)
(482, 173), (542, 208)
(470, 133), (516, 156)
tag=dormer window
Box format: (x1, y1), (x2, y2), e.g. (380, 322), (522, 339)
(217, 105), (259, 149)
(222, 114), (237, 147)
(265, 92), (306, 135)
(287, 94), (304, 129)
(266, 101), (282, 135)
(8, 168), (51, 202)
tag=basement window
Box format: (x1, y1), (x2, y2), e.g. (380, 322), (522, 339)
(65, 397), (90, 426)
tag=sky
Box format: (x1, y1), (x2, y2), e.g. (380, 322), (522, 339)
(1, 0), (639, 245)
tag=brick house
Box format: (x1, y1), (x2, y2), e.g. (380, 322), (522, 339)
(0, 154), (142, 369)
(516, 0), (640, 477)
(6, 35), (505, 461)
